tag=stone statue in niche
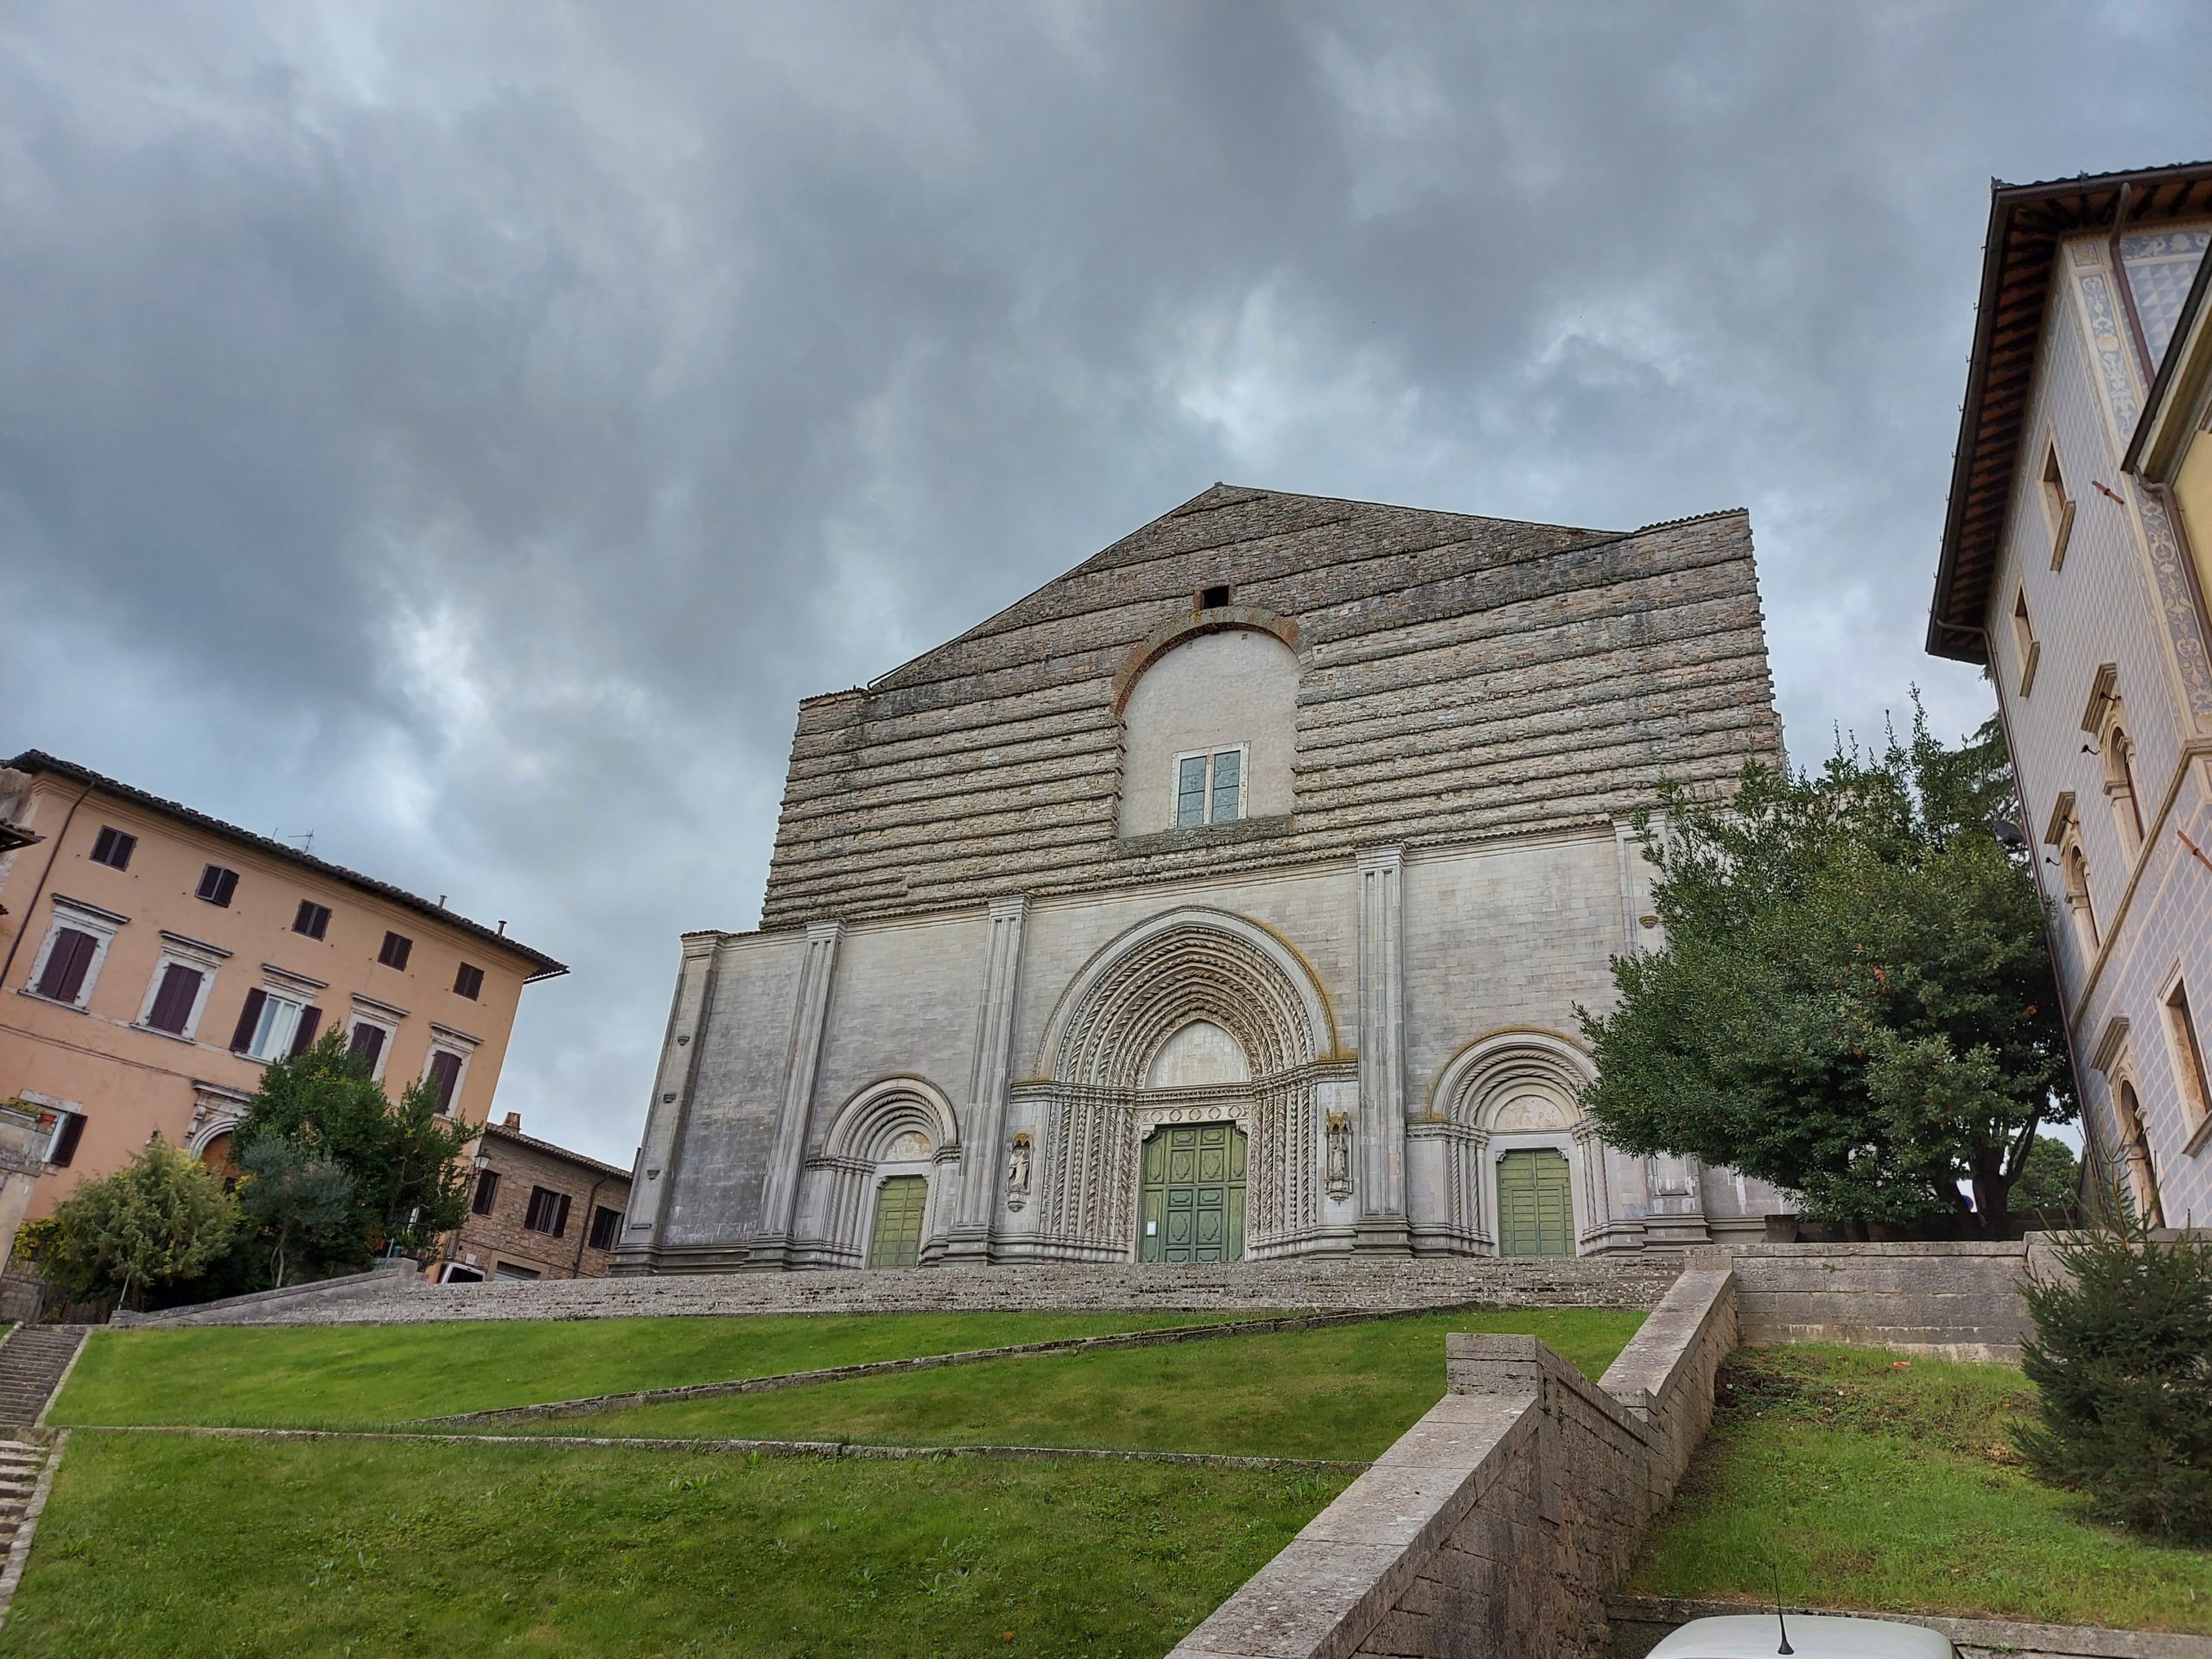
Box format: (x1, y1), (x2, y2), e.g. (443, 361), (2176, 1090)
(1325, 1111), (1351, 1198)
(1006, 1132), (1032, 1211)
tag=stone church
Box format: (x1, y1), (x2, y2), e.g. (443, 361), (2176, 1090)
(615, 486), (1788, 1275)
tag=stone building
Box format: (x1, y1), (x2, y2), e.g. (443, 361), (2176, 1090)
(1927, 162), (2212, 1229)
(435, 1112), (632, 1282)
(0, 752), (565, 1211)
(618, 486), (1788, 1274)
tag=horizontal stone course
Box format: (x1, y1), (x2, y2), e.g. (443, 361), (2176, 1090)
(128, 1255), (1683, 1328)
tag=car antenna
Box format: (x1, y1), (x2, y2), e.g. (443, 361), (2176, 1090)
(1770, 1560), (1793, 1656)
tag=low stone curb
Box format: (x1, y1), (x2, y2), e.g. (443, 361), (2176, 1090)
(77, 1421), (1369, 1473)
(1608, 1596), (2212, 1658)
(0, 1431), (67, 1630)
(407, 1303), (1479, 1428)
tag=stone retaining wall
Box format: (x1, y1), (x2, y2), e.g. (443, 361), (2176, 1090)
(1167, 1270), (1738, 1659)
(1693, 1239), (2052, 1363)
(127, 1255), (1682, 1328)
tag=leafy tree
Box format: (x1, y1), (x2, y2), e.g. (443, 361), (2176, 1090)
(2019, 1211), (2212, 1542)
(1578, 707), (2074, 1231)
(233, 1137), (358, 1287)
(232, 1030), (473, 1262)
(28, 1141), (238, 1309)
(2010, 1135), (2081, 1225)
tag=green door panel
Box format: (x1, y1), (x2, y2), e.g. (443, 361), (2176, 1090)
(867, 1175), (928, 1269)
(1495, 1149), (1573, 1259)
(1137, 1122), (1246, 1263)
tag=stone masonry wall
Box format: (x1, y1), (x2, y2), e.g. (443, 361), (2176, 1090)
(1168, 1270), (1738, 1659)
(124, 1253), (1683, 1328)
(1695, 1240), (2050, 1363)
(758, 485), (1780, 928)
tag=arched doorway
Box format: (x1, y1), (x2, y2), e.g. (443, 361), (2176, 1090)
(799, 1077), (960, 1269)
(1137, 1121), (1247, 1262)
(1427, 1031), (1603, 1258)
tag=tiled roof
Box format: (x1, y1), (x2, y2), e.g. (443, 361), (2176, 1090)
(1929, 161), (2212, 664)
(5, 750), (566, 981)
(482, 1119), (632, 1183)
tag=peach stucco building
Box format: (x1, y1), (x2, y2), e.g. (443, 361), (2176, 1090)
(0, 752), (565, 1221)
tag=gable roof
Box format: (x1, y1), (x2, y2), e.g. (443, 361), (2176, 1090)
(6, 750), (567, 982)
(1928, 161), (2212, 664)
(760, 484), (1779, 928)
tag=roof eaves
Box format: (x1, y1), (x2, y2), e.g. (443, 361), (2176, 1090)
(481, 1120), (633, 1183)
(5, 751), (568, 981)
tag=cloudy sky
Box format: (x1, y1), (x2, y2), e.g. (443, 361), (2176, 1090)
(3, 3), (2207, 1164)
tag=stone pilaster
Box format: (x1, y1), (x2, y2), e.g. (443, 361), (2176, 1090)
(1354, 845), (1410, 1252)
(610, 932), (721, 1276)
(949, 894), (1029, 1260)
(749, 919), (843, 1269)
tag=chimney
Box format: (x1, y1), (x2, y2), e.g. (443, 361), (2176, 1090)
(502, 1112), (522, 1131)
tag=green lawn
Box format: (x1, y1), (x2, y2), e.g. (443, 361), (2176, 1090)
(51, 1311), (1229, 1428)
(522, 1307), (1648, 1460)
(0, 1431), (1345, 1658)
(1629, 1344), (2212, 1632)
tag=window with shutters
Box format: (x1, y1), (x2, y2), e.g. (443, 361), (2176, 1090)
(26, 901), (122, 1008)
(347, 1020), (391, 1078)
(587, 1205), (623, 1251)
(423, 1048), (465, 1115)
(89, 826), (137, 870)
(2164, 975), (2212, 1132)
(471, 1170), (501, 1216)
(293, 901), (332, 940)
(378, 931), (413, 970)
(523, 1185), (571, 1236)
(141, 963), (206, 1036)
(230, 988), (321, 1063)
(1173, 746), (1248, 828)
(32, 926), (99, 1005)
(454, 963), (484, 1001)
(195, 865), (239, 907)
(43, 1109), (87, 1168)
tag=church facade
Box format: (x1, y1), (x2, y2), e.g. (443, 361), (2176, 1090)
(615, 486), (1787, 1274)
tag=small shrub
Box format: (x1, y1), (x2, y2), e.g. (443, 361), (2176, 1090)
(29, 1141), (239, 1311)
(2018, 1209), (2212, 1542)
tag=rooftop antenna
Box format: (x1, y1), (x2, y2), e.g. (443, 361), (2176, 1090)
(275, 828), (316, 855)
(1770, 1560), (1793, 1656)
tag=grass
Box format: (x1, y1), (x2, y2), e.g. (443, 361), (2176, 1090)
(49, 1311), (1230, 1428)
(0, 1431), (1347, 1658)
(518, 1307), (1649, 1460)
(1628, 1344), (2212, 1633)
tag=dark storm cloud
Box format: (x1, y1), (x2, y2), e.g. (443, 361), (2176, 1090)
(3, 1), (2207, 1160)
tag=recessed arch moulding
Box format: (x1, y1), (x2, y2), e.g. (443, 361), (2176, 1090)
(1003, 906), (1359, 1262)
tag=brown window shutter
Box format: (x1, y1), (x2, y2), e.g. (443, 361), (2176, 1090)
(348, 1023), (386, 1071)
(37, 928), (94, 1001)
(289, 1007), (322, 1058)
(551, 1193), (570, 1238)
(426, 1050), (461, 1113)
(230, 988), (267, 1053)
(148, 963), (200, 1033)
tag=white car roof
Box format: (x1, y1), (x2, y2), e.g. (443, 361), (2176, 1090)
(1644, 1613), (1953, 1659)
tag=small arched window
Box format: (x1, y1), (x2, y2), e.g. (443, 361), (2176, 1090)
(2113, 1079), (2162, 1227)
(2062, 841), (2098, 956)
(2104, 722), (2145, 855)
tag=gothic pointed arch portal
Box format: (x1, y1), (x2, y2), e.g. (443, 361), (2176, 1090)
(1414, 1031), (1604, 1258)
(1026, 907), (1347, 1262)
(791, 1077), (962, 1268)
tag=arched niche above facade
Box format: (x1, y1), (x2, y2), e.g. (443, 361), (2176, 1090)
(821, 1076), (960, 1163)
(1039, 906), (1337, 1090)
(1432, 1030), (1594, 1131)
(1116, 625), (1301, 837)
(1144, 1019), (1253, 1089)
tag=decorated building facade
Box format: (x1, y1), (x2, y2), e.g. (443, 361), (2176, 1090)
(617, 486), (1788, 1274)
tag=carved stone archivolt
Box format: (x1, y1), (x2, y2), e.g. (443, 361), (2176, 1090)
(1028, 907), (1338, 1260)
(793, 1076), (961, 1268)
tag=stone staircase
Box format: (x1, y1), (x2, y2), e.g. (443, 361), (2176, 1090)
(130, 1255), (1685, 1328)
(0, 1328), (83, 1428)
(0, 1440), (43, 1560)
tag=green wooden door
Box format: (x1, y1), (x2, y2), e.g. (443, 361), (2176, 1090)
(867, 1176), (928, 1269)
(1496, 1149), (1573, 1258)
(1138, 1122), (1247, 1263)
